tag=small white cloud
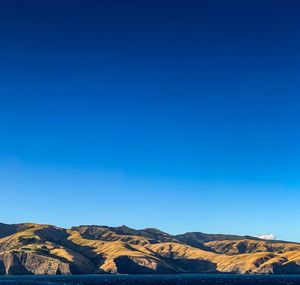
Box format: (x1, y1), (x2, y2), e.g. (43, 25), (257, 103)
(257, 233), (276, 240)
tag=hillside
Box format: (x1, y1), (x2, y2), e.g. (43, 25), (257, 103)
(0, 222), (300, 275)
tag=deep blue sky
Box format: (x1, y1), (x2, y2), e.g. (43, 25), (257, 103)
(0, 0), (299, 241)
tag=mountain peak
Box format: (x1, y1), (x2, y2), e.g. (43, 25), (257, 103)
(0, 222), (300, 275)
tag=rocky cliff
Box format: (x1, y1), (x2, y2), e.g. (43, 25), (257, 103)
(0, 222), (300, 275)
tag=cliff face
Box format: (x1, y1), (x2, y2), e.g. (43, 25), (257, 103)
(0, 222), (300, 275)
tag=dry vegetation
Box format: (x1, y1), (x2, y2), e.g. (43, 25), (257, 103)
(0, 222), (300, 275)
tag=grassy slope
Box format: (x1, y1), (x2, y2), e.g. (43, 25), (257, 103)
(1, 223), (300, 275)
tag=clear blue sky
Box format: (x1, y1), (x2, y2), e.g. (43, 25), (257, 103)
(0, 0), (299, 241)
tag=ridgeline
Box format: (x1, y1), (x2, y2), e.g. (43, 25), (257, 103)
(0, 222), (300, 275)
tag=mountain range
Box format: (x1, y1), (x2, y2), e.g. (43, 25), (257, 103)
(1, 222), (300, 275)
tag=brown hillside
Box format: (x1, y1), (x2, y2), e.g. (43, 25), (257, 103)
(0, 222), (300, 275)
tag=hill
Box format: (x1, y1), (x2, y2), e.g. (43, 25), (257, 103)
(0, 222), (300, 275)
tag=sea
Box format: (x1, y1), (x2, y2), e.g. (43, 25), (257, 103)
(0, 274), (300, 285)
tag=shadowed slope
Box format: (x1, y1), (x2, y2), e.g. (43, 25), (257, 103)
(1, 222), (300, 275)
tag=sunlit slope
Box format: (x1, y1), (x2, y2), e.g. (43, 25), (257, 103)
(1, 222), (300, 275)
(204, 239), (300, 255)
(0, 223), (95, 275)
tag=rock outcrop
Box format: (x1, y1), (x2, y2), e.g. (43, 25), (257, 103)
(0, 222), (300, 275)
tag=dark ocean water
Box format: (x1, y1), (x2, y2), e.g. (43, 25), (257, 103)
(0, 275), (300, 285)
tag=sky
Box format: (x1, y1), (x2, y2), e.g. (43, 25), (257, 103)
(0, 0), (299, 241)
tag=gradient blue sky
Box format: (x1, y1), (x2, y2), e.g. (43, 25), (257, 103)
(0, 0), (299, 241)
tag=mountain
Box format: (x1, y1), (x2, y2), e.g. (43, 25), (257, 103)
(0, 222), (300, 275)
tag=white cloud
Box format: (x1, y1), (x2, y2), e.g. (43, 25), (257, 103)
(257, 233), (276, 240)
